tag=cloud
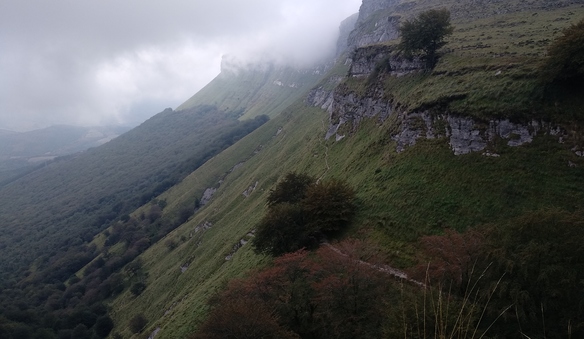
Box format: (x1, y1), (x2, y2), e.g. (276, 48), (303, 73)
(0, 0), (361, 131)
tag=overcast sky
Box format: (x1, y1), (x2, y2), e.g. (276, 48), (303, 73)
(0, 0), (361, 132)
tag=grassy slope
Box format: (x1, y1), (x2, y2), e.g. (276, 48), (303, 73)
(177, 66), (324, 119)
(109, 97), (584, 339)
(108, 2), (584, 337)
(109, 104), (331, 338)
(348, 2), (584, 121)
(0, 106), (264, 283)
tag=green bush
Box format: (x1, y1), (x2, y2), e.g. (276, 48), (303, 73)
(540, 18), (584, 84)
(94, 316), (114, 338)
(266, 172), (313, 207)
(253, 173), (356, 256)
(128, 313), (148, 334)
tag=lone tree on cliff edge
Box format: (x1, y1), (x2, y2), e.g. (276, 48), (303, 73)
(399, 8), (453, 70)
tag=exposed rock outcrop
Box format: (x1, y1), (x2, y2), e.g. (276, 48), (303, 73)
(225, 231), (255, 261)
(348, 15), (400, 49)
(392, 111), (547, 155)
(336, 13), (359, 57)
(242, 181), (259, 198)
(345, 0), (578, 51)
(348, 45), (423, 77)
(308, 47), (562, 156)
(199, 188), (216, 206)
(355, 0), (400, 25)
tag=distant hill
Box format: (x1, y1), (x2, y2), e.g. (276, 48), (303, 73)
(0, 125), (131, 182)
(177, 59), (326, 119)
(0, 124), (129, 158)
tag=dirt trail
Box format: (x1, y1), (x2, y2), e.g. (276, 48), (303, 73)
(323, 243), (425, 287)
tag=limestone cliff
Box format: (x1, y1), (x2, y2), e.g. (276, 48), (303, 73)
(308, 45), (570, 156)
(345, 0), (578, 50)
(336, 13), (359, 57)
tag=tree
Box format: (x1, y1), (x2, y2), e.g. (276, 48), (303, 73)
(70, 324), (91, 339)
(94, 315), (114, 338)
(253, 203), (311, 256)
(540, 18), (584, 84)
(302, 179), (356, 235)
(252, 173), (356, 256)
(128, 313), (148, 334)
(399, 8), (453, 69)
(193, 296), (298, 339)
(266, 172), (313, 207)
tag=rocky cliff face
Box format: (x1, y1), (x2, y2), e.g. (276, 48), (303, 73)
(336, 13), (359, 57)
(348, 44), (423, 77)
(390, 110), (556, 155)
(308, 0), (583, 155)
(311, 78), (562, 155)
(347, 15), (400, 49)
(346, 0), (401, 49)
(307, 45), (569, 156)
(355, 0), (399, 24)
(345, 0), (578, 50)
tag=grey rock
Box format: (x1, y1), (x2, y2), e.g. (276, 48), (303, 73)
(448, 116), (488, 155)
(336, 13), (359, 56)
(242, 181), (259, 197)
(348, 45), (423, 78)
(194, 221), (213, 234)
(200, 188), (217, 206)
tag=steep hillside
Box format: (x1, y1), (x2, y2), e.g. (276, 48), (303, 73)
(177, 60), (327, 120)
(106, 98), (583, 338)
(0, 106), (272, 337)
(102, 1), (584, 338)
(0, 125), (130, 185)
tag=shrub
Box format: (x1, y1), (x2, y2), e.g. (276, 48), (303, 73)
(540, 18), (584, 84)
(192, 296), (297, 339)
(482, 209), (584, 338)
(194, 242), (388, 338)
(253, 173), (356, 256)
(94, 316), (114, 338)
(128, 313), (148, 334)
(302, 179), (356, 235)
(130, 282), (146, 296)
(266, 172), (313, 207)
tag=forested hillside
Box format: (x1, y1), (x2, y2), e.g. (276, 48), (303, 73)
(0, 105), (271, 338)
(0, 125), (129, 185)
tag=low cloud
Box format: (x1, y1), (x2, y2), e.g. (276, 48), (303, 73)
(0, 0), (360, 131)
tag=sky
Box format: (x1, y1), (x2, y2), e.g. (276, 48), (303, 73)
(0, 0), (361, 132)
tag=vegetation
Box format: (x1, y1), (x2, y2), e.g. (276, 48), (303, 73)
(399, 8), (453, 69)
(0, 107), (268, 339)
(540, 18), (584, 85)
(337, 3), (584, 122)
(177, 65), (324, 120)
(195, 242), (389, 339)
(253, 173), (356, 256)
(128, 313), (148, 334)
(406, 209), (584, 338)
